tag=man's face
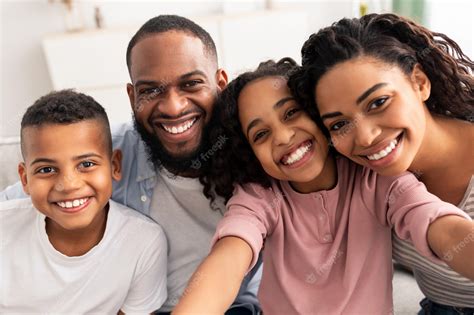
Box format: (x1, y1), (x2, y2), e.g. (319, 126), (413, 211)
(127, 31), (227, 173)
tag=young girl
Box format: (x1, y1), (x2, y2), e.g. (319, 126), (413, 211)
(289, 13), (474, 313)
(173, 59), (474, 314)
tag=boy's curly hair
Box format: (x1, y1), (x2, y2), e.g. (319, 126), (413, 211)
(289, 13), (474, 122)
(199, 57), (300, 203)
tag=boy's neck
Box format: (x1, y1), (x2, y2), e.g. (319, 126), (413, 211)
(290, 154), (337, 194)
(45, 206), (109, 257)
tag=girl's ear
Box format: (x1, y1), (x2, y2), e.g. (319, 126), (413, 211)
(411, 64), (431, 102)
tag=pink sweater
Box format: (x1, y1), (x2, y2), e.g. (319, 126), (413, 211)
(213, 157), (470, 314)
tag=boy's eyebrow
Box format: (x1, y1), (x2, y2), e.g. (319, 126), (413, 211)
(73, 153), (103, 160)
(356, 83), (388, 104)
(30, 158), (56, 166)
(246, 97), (295, 138)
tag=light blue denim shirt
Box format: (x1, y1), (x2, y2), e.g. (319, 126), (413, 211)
(1, 122), (261, 313)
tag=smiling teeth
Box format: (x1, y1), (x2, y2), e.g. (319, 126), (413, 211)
(283, 142), (312, 165)
(162, 118), (196, 134)
(367, 138), (398, 161)
(56, 198), (88, 208)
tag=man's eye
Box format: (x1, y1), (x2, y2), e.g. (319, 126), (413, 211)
(368, 97), (388, 110)
(37, 167), (55, 174)
(183, 80), (202, 88)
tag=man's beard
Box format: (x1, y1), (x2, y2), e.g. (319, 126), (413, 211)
(133, 118), (213, 176)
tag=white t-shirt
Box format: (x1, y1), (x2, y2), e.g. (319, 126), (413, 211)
(0, 198), (167, 314)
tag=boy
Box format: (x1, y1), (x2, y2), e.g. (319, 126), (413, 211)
(0, 90), (167, 313)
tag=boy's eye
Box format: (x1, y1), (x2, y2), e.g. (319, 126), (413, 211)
(79, 161), (96, 169)
(368, 97), (388, 111)
(37, 167), (55, 174)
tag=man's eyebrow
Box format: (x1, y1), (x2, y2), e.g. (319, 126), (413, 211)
(179, 70), (207, 81)
(30, 158), (56, 167)
(134, 70), (207, 88)
(356, 83), (388, 105)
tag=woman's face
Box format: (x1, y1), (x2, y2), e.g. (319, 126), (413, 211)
(315, 56), (431, 176)
(238, 76), (330, 187)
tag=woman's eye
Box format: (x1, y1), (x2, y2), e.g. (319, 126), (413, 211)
(37, 167), (55, 174)
(368, 97), (388, 110)
(329, 121), (349, 132)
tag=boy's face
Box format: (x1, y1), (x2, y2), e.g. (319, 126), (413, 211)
(18, 120), (121, 231)
(238, 76), (330, 190)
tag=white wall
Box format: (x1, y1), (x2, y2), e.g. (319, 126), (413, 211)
(1, 0), (472, 139)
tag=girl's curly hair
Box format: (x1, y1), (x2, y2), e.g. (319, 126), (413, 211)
(199, 57), (299, 203)
(289, 13), (474, 122)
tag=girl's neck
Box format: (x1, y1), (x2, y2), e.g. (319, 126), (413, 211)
(410, 113), (474, 204)
(46, 206), (109, 257)
(290, 154), (337, 194)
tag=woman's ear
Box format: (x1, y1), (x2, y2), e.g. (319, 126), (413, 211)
(411, 64), (431, 102)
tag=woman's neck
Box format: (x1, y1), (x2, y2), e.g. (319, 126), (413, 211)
(410, 114), (474, 204)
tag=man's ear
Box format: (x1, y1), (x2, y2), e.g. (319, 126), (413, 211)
(111, 149), (122, 182)
(215, 69), (228, 92)
(411, 64), (431, 102)
(127, 83), (136, 112)
(18, 162), (30, 195)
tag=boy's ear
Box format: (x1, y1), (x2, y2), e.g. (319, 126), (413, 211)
(111, 149), (122, 182)
(411, 64), (431, 102)
(18, 162), (30, 195)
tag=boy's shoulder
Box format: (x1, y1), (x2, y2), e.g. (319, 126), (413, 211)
(108, 200), (165, 237)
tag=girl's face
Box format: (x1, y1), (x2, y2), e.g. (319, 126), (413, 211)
(315, 56), (431, 176)
(238, 76), (330, 188)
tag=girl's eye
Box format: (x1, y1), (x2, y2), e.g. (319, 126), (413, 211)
(79, 161), (96, 169)
(368, 97), (388, 110)
(37, 167), (55, 174)
(253, 130), (268, 142)
(285, 108), (300, 120)
(329, 121), (349, 132)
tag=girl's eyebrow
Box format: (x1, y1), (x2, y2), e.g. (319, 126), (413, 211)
(245, 96), (295, 138)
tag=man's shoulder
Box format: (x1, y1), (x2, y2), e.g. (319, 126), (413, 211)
(111, 122), (141, 149)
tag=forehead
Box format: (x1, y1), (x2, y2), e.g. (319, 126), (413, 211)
(22, 121), (108, 160)
(129, 31), (215, 83)
(238, 76), (289, 121)
(316, 57), (403, 105)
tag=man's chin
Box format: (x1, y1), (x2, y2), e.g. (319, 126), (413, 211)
(134, 120), (210, 175)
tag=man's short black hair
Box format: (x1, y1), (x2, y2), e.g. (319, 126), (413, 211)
(20, 89), (112, 158)
(126, 14), (218, 73)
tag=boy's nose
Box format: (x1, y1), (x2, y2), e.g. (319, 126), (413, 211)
(54, 173), (81, 193)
